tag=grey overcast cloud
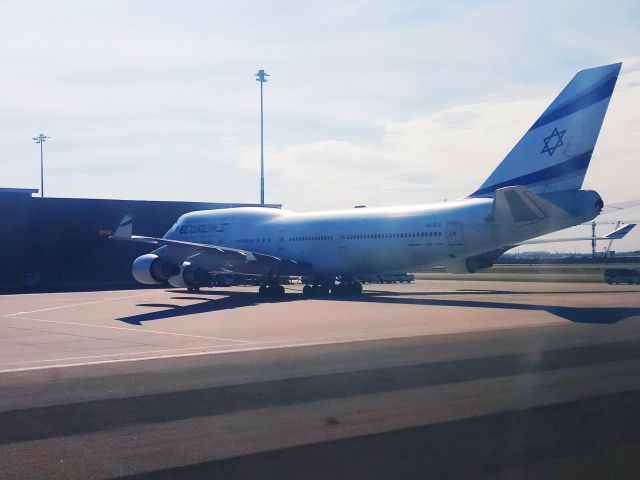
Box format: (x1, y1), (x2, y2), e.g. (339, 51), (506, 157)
(1, 0), (639, 251)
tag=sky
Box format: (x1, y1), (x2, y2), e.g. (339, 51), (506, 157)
(1, 0), (639, 252)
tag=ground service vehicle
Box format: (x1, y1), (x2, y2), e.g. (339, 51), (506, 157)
(604, 268), (640, 285)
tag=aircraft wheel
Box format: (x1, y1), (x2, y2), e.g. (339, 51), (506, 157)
(303, 285), (312, 297)
(258, 285), (267, 296)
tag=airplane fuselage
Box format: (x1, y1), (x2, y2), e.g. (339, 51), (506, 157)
(163, 191), (600, 278)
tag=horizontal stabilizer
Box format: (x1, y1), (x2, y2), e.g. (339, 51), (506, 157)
(489, 186), (569, 224)
(604, 223), (636, 239)
(518, 223), (635, 245)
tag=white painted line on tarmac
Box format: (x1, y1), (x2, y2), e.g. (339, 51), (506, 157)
(4, 291), (157, 317)
(0, 326), (543, 374)
(0, 317), (575, 375)
(0, 316), (254, 344)
(0, 343), (257, 368)
(0, 335), (408, 374)
(0, 289), (164, 298)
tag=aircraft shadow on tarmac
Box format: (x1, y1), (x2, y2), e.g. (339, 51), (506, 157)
(117, 288), (640, 326)
(118, 291), (299, 325)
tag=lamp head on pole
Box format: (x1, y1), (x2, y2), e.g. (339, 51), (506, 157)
(32, 133), (50, 144)
(255, 69), (270, 83)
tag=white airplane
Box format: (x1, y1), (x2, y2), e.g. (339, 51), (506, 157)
(112, 62), (636, 296)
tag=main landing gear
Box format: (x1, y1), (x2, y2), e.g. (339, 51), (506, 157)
(258, 284), (286, 297)
(332, 281), (363, 296)
(302, 284), (331, 298)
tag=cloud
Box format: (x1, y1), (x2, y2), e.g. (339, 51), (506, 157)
(0, 1), (639, 251)
(239, 64), (640, 251)
(239, 96), (543, 210)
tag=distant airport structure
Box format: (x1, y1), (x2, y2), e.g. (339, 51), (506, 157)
(0, 188), (280, 290)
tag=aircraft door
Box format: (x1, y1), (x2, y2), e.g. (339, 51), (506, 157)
(447, 222), (464, 246)
(277, 228), (287, 253)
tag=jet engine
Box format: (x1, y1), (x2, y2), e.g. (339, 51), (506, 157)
(132, 254), (180, 284)
(167, 261), (210, 288)
(445, 247), (512, 274)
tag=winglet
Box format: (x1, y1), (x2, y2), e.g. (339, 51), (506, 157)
(604, 223), (636, 239)
(112, 215), (134, 238)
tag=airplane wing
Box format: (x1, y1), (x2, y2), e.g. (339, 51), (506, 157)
(518, 223), (636, 245)
(109, 216), (311, 275)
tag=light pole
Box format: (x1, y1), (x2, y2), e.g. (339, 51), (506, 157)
(255, 69), (269, 205)
(32, 133), (50, 198)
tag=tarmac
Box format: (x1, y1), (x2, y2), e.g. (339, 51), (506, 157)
(1, 280), (640, 479)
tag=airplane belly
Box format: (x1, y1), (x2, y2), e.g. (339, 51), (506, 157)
(305, 240), (446, 276)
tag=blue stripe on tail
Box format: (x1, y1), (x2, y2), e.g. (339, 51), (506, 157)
(529, 76), (618, 131)
(470, 63), (621, 198)
(470, 151), (592, 197)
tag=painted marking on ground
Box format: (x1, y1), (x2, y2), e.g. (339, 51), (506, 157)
(0, 316), (254, 344)
(0, 321), (568, 375)
(0, 343), (257, 368)
(4, 291), (156, 316)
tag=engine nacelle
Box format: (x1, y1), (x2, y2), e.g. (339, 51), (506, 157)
(444, 247), (512, 274)
(168, 262), (209, 288)
(464, 255), (496, 273)
(443, 258), (475, 274)
(132, 254), (179, 284)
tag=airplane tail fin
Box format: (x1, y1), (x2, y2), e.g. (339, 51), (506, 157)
(470, 63), (621, 198)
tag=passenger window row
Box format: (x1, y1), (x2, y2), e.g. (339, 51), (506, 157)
(289, 235), (334, 242)
(235, 231), (442, 245)
(237, 238), (270, 244)
(341, 231), (442, 240)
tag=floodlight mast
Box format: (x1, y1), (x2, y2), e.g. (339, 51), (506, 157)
(32, 133), (50, 198)
(255, 69), (269, 205)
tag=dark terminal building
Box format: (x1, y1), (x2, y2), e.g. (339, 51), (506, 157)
(0, 188), (280, 290)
